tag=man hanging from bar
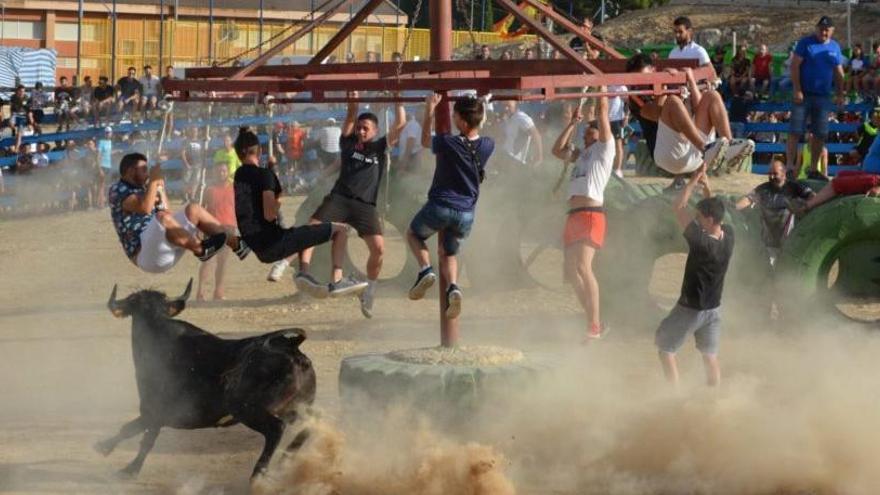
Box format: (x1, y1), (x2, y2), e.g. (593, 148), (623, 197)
(296, 91), (406, 318)
(626, 53), (754, 187)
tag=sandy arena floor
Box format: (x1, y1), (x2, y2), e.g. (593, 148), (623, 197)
(2, 173), (880, 495)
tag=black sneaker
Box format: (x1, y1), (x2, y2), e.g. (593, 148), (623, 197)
(233, 238), (251, 260)
(663, 176), (687, 193)
(445, 284), (463, 319)
(294, 272), (329, 299)
(197, 233), (228, 262)
(408, 267), (437, 300)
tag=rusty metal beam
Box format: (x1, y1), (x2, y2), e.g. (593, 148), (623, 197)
(493, 0), (602, 74)
(518, 0), (624, 60)
(229, 0), (353, 80)
(183, 59), (699, 81)
(308, 0), (386, 65)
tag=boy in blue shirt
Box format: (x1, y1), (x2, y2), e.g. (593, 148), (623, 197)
(786, 16), (845, 179)
(406, 93), (494, 318)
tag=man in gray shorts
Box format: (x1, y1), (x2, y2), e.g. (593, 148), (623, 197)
(656, 164), (734, 387)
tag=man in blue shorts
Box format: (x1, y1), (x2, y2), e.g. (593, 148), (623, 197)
(786, 16), (845, 179)
(406, 94), (494, 319)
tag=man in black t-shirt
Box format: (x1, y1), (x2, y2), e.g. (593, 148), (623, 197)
(55, 76), (75, 132)
(94, 76), (115, 123)
(736, 159), (814, 265)
(232, 129), (355, 297)
(116, 66), (142, 115)
(655, 164), (734, 387)
(297, 91), (405, 318)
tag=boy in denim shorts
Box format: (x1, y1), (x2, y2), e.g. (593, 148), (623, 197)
(656, 165), (734, 387)
(406, 94), (494, 318)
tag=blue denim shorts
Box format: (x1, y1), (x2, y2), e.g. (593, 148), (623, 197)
(790, 94), (832, 139)
(409, 201), (474, 255)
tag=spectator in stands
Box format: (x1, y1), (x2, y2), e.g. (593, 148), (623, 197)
(846, 43), (869, 102)
(77, 75), (94, 123)
(213, 133), (241, 182)
(96, 127), (114, 208)
(159, 65), (176, 99)
(9, 85), (30, 129)
(479, 44), (492, 60)
(796, 131), (829, 179)
(55, 76), (75, 132)
(94, 76), (115, 124)
(14, 143), (35, 175)
(391, 51), (403, 63)
(345, 52), (356, 63)
(869, 42), (880, 102)
(198, 163), (237, 301)
(501, 49), (513, 61)
(116, 66), (143, 117)
(668, 16), (710, 68)
(569, 18), (593, 54)
(786, 16), (844, 180)
(316, 117), (342, 168)
(499, 100), (543, 169)
(523, 47), (536, 60)
(139, 65), (160, 120)
(29, 82), (48, 132)
(729, 47), (752, 96)
(752, 44), (773, 100)
(848, 108), (880, 164)
(728, 89), (753, 138)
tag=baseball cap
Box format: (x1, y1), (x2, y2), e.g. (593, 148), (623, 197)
(103, 126), (113, 134)
(817, 16), (834, 28)
(326, 117), (337, 125)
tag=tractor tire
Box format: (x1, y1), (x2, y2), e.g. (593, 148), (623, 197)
(778, 196), (880, 308)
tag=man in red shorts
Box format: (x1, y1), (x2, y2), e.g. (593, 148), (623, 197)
(552, 91), (615, 340)
(802, 170), (880, 212)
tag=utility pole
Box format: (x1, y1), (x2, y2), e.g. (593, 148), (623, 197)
(77, 0), (83, 80)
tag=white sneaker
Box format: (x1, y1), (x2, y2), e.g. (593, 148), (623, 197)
(267, 259), (289, 282)
(702, 138), (729, 174)
(721, 138), (755, 173)
(613, 169), (624, 179)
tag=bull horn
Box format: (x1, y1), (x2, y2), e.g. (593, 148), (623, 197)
(177, 278), (194, 302)
(108, 284), (123, 316)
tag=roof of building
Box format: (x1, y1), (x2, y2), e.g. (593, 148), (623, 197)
(84, 0), (404, 17)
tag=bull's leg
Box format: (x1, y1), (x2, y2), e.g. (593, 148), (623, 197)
(238, 411), (285, 478)
(286, 429), (310, 452)
(94, 417), (145, 456)
(118, 426), (160, 479)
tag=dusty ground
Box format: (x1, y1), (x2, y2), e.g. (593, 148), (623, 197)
(1, 172), (878, 494)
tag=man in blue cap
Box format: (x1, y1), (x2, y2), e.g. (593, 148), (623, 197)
(786, 16), (845, 180)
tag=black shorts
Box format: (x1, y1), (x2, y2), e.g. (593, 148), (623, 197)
(248, 223), (333, 264)
(610, 120), (626, 140)
(317, 149), (338, 167)
(312, 192), (382, 236)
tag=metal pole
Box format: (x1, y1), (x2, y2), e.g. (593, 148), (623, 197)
(2, 4), (5, 44)
(847, 0), (852, 51)
(160, 0), (165, 69)
(430, 0), (456, 348)
(482, 0), (486, 31)
(208, 0), (213, 63)
(111, 0), (117, 81)
(259, 0), (264, 55)
(77, 0), (83, 79)
(600, 0), (605, 24)
(309, 0), (315, 54)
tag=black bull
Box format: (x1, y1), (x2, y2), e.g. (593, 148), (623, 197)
(96, 279), (316, 479)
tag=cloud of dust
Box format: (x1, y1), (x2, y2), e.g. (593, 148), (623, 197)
(253, 409), (515, 495)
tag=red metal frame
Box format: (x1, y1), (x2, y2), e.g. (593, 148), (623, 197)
(164, 0), (717, 348)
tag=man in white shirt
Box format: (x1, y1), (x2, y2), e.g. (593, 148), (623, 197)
(397, 113), (425, 172)
(500, 101), (544, 168)
(138, 65), (161, 119)
(551, 92), (616, 340)
(316, 118), (342, 168)
(668, 16), (711, 67)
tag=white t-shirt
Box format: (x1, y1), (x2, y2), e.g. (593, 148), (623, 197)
(22, 127), (36, 153)
(139, 75), (160, 96)
(318, 126), (342, 153)
(502, 110), (536, 164)
(569, 139), (616, 204)
(608, 84), (627, 122)
(398, 119), (423, 157)
(668, 41), (711, 66)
